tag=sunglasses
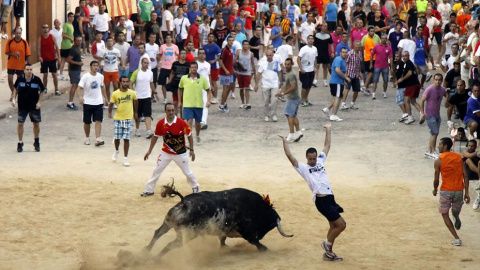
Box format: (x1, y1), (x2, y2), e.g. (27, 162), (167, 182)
(43, 26), (49, 28)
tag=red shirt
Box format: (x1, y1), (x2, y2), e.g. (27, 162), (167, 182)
(239, 6), (254, 30)
(83, 6), (90, 27)
(40, 34), (56, 61)
(154, 116), (192, 155)
(431, 10), (442, 33)
(421, 26), (430, 50)
(219, 46), (233, 75)
(186, 52), (195, 62)
(184, 23), (200, 48)
(228, 14), (236, 31)
(248, 1), (257, 14)
(310, 0), (323, 16)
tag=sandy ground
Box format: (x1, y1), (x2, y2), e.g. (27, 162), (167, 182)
(1, 62), (480, 269)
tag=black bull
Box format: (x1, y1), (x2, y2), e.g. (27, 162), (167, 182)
(145, 183), (293, 259)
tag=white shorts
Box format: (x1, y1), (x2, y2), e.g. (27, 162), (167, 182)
(256, 3), (265, 13)
(264, 27), (272, 46)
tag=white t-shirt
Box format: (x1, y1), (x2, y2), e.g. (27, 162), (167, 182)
(93, 13), (112, 32)
(295, 152), (333, 202)
(49, 28), (62, 50)
(276, 44), (293, 64)
(196, 60), (211, 85)
(441, 54), (456, 71)
(444, 32), (460, 55)
(114, 42), (131, 69)
(103, 48), (122, 72)
(437, 3), (451, 27)
(298, 45), (317, 72)
(88, 4), (99, 19)
(174, 17), (191, 40)
(93, 40), (106, 66)
(397, 39), (416, 62)
(138, 53), (152, 71)
(299, 22), (315, 43)
(133, 69), (154, 99)
(258, 59), (281, 88)
(146, 43), (160, 69)
(78, 72), (105, 105)
(161, 10), (174, 31)
(117, 20), (135, 42)
(426, 17), (440, 35)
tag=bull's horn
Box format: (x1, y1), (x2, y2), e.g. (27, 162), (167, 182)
(277, 218), (293, 237)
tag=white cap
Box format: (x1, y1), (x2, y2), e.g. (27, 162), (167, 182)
(371, 0), (379, 6)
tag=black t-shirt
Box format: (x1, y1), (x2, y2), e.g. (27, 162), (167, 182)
(448, 92), (469, 120)
(170, 61), (190, 87)
(214, 27), (230, 48)
(68, 46), (82, 71)
(369, 19), (386, 36)
(14, 75), (45, 110)
(407, 8), (418, 30)
(130, 13), (142, 34)
(394, 60), (404, 84)
(264, 10), (274, 26)
(314, 32), (333, 55)
(444, 22), (452, 35)
(337, 11), (347, 30)
(353, 10), (366, 24)
(445, 69), (461, 89)
(367, 12), (385, 24)
(401, 60), (419, 87)
(73, 15), (82, 37)
(144, 19), (162, 44)
(249, 36), (261, 60)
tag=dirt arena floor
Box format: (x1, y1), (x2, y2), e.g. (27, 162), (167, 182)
(1, 74), (480, 269)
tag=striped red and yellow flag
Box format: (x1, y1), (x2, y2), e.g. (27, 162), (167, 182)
(105, 0), (138, 18)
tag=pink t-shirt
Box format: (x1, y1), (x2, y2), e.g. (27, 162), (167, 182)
(371, 43), (392, 69)
(159, 44), (179, 69)
(351, 28), (367, 44)
(330, 33), (342, 55)
(422, 85), (446, 117)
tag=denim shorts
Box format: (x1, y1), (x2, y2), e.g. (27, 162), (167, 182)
(373, 67), (389, 83)
(284, 98), (300, 117)
(426, 115), (441, 135)
(219, 75), (234, 86)
(119, 68), (129, 78)
(396, 88), (405, 105)
(183, 107), (203, 123)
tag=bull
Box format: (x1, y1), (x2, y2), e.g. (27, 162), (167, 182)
(145, 181), (293, 259)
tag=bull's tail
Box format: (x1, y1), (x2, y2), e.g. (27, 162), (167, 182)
(160, 179), (184, 203)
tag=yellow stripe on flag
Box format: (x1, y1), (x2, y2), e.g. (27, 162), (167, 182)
(105, 0), (138, 18)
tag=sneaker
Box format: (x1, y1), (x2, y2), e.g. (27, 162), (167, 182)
(162, 99), (168, 104)
(301, 101), (309, 107)
(419, 114), (425, 125)
(239, 104), (247, 109)
(286, 134), (295, 143)
(210, 97), (219, 104)
(196, 136), (201, 145)
(404, 116), (415, 125)
(340, 103), (349, 110)
(33, 141), (40, 152)
(245, 104), (252, 110)
(426, 73), (433, 82)
(201, 123), (208, 130)
(231, 92), (236, 99)
(424, 151), (434, 159)
(307, 101), (313, 106)
(192, 187), (200, 193)
(452, 214), (461, 230)
(278, 96), (286, 102)
(312, 79), (318, 87)
(141, 191), (154, 197)
(59, 74), (65, 81)
(219, 104), (230, 113)
(103, 104), (108, 109)
(66, 103), (78, 110)
(361, 86), (371, 95)
(123, 157), (130, 167)
(17, 142), (24, 152)
(383, 92), (387, 98)
(140, 116), (145, 122)
(420, 86), (425, 92)
(399, 114), (408, 122)
(294, 131), (304, 142)
(323, 252), (344, 262)
(321, 240), (332, 253)
(323, 80), (328, 87)
(272, 115), (278, 122)
(264, 116), (270, 122)
(84, 138), (90, 145)
(95, 139), (105, 146)
(431, 152), (439, 159)
(350, 104), (358, 110)
(135, 129), (141, 137)
(451, 239), (462, 246)
(146, 130), (154, 139)
(322, 107), (331, 118)
(329, 115), (343, 122)
(2, 33), (8, 39)
(372, 93), (376, 100)
(112, 150), (119, 162)
(473, 195), (480, 210)
(55, 90), (61, 96)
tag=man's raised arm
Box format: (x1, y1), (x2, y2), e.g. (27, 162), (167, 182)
(279, 135), (298, 167)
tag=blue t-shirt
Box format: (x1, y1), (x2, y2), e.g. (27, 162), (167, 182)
(464, 96), (480, 124)
(235, 32), (247, 44)
(203, 43), (221, 68)
(271, 26), (282, 49)
(203, 0), (217, 17)
(329, 57), (346, 84)
(2, 0), (13, 6)
(187, 10), (202, 25)
(151, 0), (163, 17)
(287, 5), (296, 22)
(413, 36), (426, 66)
(233, 17), (246, 33)
(389, 31), (403, 54)
(335, 43), (350, 57)
(325, 3), (338, 22)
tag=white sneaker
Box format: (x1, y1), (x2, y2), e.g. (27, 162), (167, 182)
(329, 115), (343, 122)
(322, 107), (331, 117)
(383, 92), (387, 98)
(340, 103), (349, 110)
(2, 33), (8, 39)
(473, 195), (480, 210)
(313, 79), (318, 86)
(424, 151), (433, 159)
(162, 99), (168, 104)
(372, 93), (376, 100)
(323, 80), (328, 87)
(293, 131), (304, 142)
(286, 134), (295, 143)
(264, 116), (270, 122)
(404, 116), (415, 125)
(451, 239), (462, 246)
(210, 97), (219, 104)
(84, 138), (90, 145)
(231, 92), (236, 99)
(123, 157), (130, 167)
(239, 104), (246, 109)
(196, 136), (201, 145)
(112, 150), (119, 162)
(272, 115), (278, 122)
(59, 74), (65, 81)
(350, 103), (358, 110)
(399, 113), (408, 122)
(135, 129), (141, 137)
(146, 130), (154, 139)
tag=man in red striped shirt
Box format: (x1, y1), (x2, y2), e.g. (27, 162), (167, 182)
(38, 24), (61, 96)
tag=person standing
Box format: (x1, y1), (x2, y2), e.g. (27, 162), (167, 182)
(393, 51), (421, 124)
(11, 64), (45, 152)
(131, 58), (155, 138)
(279, 122), (346, 261)
(139, 0), (154, 23)
(414, 26), (431, 90)
(361, 26), (380, 94)
(92, 4), (111, 42)
(370, 34), (393, 99)
(178, 61), (211, 143)
(49, 19), (63, 51)
(198, 15), (210, 48)
(235, 40), (256, 110)
(204, 33), (221, 104)
(5, 27), (30, 101)
(185, 15), (201, 50)
(275, 58), (302, 142)
(168, 50), (191, 114)
(38, 24), (61, 96)
(433, 137), (470, 246)
(323, 47), (350, 122)
(314, 23), (333, 88)
(77, 61), (107, 146)
(341, 41), (363, 110)
(196, 49), (212, 130)
(143, 11), (162, 44)
(255, 49), (282, 122)
(59, 13), (75, 81)
(213, 18), (230, 48)
(173, 8), (191, 51)
(0, 0), (13, 39)
(420, 74), (446, 159)
(158, 34), (179, 104)
(218, 36), (235, 113)
(114, 32), (131, 79)
(141, 102), (199, 197)
(109, 76), (138, 167)
(103, 37), (124, 104)
(66, 36), (84, 110)
(297, 12), (315, 49)
(126, 34), (142, 78)
(323, 0), (337, 32)
(297, 35), (318, 107)
(161, 3), (175, 41)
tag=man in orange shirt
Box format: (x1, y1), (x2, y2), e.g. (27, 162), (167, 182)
(361, 26), (379, 93)
(5, 27), (31, 101)
(433, 137), (470, 246)
(456, 4), (471, 36)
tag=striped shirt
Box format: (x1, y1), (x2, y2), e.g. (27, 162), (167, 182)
(345, 50), (362, 78)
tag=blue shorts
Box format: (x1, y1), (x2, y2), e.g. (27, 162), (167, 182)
(183, 107), (203, 123)
(284, 98), (300, 117)
(426, 116), (441, 135)
(18, 109), (41, 123)
(396, 88), (405, 105)
(373, 67), (389, 83)
(114, 119), (132, 140)
(219, 75), (233, 86)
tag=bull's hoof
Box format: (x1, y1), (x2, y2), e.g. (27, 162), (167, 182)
(255, 243), (268, 251)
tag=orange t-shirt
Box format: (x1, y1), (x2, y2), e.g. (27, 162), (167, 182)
(439, 152), (465, 191)
(5, 38), (31, 71)
(456, 15), (471, 35)
(363, 36), (375, 61)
